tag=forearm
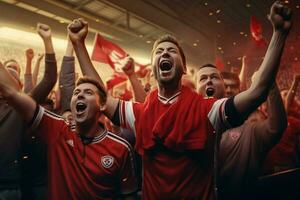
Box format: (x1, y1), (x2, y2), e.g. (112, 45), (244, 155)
(6, 91), (37, 123)
(0, 66), (36, 123)
(23, 74), (34, 93)
(128, 74), (146, 103)
(25, 59), (32, 75)
(43, 38), (54, 54)
(266, 83), (287, 133)
(32, 59), (42, 86)
(72, 41), (105, 88)
(239, 59), (247, 91)
(24, 58), (34, 93)
(59, 56), (75, 113)
(30, 54), (57, 103)
(234, 31), (287, 117)
(65, 39), (74, 57)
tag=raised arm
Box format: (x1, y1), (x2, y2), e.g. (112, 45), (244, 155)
(23, 48), (35, 93)
(233, 2), (292, 120)
(32, 53), (44, 86)
(285, 74), (300, 113)
(238, 55), (247, 92)
(68, 18), (119, 119)
(30, 23), (57, 104)
(122, 56), (147, 103)
(0, 62), (36, 123)
(59, 37), (75, 114)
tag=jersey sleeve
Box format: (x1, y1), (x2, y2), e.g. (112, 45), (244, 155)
(119, 143), (138, 196)
(207, 98), (232, 133)
(119, 100), (143, 136)
(29, 105), (66, 144)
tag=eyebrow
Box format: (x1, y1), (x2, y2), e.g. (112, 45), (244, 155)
(156, 47), (177, 51)
(74, 88), (95, 92)
(200, 73), (219, 76)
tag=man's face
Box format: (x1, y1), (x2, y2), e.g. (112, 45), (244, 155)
(223, 78), (240, 97)
(70, 83), (101, 125)
(196, 67), (225, 99)
(151, 41), (186, 86)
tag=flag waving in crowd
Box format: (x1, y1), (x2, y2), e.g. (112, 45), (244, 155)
(250, 16), (267, 47)
(91, 33), (150, 78)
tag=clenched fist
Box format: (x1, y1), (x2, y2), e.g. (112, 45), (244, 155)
(121, 56), (135, 76)
(268, 1), (292, 34)
(37, 23), (52, 40)
(26, 48), (34, 60)
(68, 18), (88, 43)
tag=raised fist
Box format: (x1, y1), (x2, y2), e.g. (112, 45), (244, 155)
(37, 23), (52, 40)
(68, 18), (88, 43)
(268, 1), (292, 34)
(121, 56), (135, 76)
(26, 48), (34, 60)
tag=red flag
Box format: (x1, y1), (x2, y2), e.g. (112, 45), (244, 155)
(250, 16), (267, 47)
(119, 89), (133, 101)
(215, 57), (224, 71)
(92, 33), (150, 77)
(91, 33), (126, 63)
(106, 74), (127, 90)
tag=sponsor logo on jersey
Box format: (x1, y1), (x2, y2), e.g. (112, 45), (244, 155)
(101, 155), (114, 168)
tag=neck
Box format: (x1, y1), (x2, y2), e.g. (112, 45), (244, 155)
(158, 81), (182, 99)
(76, 119), (104, 138)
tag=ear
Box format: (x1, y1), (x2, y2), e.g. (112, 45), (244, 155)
(99, 99), (107, 112)
(100, 104), (107, 112)
(183, 64), (187, 74)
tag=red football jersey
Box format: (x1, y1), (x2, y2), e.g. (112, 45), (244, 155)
(119, 87), (228, 200)
(32, 106), (138, 200)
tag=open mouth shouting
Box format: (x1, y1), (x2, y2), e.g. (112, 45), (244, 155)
(206, 87), (215, 97)
(76, 101), (87, 115)
(159, 60), (173, 77)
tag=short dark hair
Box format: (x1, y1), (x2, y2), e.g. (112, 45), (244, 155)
(199, 63), (217, 70)
(152, 34), (186, 67)
(76, 76), (107, 103)
(221, 71), (240, 87)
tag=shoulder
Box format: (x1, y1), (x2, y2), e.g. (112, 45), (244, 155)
(106, 132), (134, 153)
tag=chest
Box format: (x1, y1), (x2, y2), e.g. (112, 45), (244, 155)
(49, 133), (121, 182)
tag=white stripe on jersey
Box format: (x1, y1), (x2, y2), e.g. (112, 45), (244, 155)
(107, 132), (134, 152)
(121, 101), (136, 136)
(30, 106), (45, 130)
(208, 98), (231, 133)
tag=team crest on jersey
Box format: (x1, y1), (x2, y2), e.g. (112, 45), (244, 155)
(101, 156), (114, 168)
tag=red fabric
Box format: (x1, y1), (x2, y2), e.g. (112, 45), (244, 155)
(250, 16), (267, 47)
(106, 74), (127, 90)
(36, 109), (137, 200)
(215, 57), (224, 71)
(135, 63), (150, 78)
(92, 33), (150, 79)
(263, 116), (300, 174)
(133, 86), (216, 155)
(119, 89), (133, 101)
(91, 33), (126, 64)
(125, 86), (217, 199)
